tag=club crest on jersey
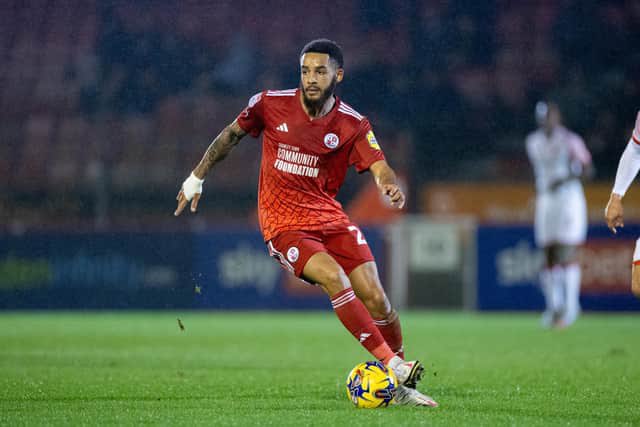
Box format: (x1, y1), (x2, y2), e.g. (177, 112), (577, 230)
(248, 92), (262, 108)
(366, 130), (380, 150)
(287, 247), (300, 263)
(324, 133), (340, 149)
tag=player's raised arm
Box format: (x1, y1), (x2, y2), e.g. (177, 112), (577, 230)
(605, 139), (640, 233)
(369, 160), (406, 209)
(605, 112), (640, 233)
(174, 120), (247, 216)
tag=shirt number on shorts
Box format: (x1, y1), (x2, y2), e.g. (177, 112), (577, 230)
(348, 226), (367, 245)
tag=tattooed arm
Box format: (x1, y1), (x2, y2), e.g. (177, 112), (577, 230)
(174, 120), (247, 216)
(192, 121), (247, 178)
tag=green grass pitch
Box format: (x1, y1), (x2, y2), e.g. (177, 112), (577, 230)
(1, 312), (638, 426)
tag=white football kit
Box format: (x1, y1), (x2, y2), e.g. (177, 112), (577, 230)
(527, 124), (592, 327)
(526, 126), (592, 247)
(612, 111), (640, 262)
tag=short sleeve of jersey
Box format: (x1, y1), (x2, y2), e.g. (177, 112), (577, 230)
(236, 92), (265, 137)
(348, 119), (386, 173)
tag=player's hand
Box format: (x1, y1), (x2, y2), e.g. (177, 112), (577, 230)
(174, 173), (204, 216)
(549, 179), (562, 192)
(604, 193), (624, 234)
(382, 184), (405, 209)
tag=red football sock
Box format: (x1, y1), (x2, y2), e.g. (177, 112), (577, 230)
(373, 310), (404, 359)
(331, 288), (395, 364)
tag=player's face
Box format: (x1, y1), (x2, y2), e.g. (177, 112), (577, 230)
(547, 107), (561, 129)
(537, 103), (561, 132)
(300, 53), (343, 105)
(540, 109), (561, 132)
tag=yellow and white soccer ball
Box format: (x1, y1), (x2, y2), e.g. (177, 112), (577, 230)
(346, 361), (398, 408)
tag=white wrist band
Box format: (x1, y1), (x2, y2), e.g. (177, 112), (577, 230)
(190, 172), (204, 184)
(182, 172), (204, 201)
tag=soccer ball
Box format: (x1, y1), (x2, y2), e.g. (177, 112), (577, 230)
(346, 361), (397, 408)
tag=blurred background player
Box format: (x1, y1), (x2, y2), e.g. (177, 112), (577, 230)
(604, 111), (640, 298)
(526, 101), (593, 328)
(174, 39), (436, 407)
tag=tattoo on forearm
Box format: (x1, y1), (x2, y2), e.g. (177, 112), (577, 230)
(193, 124), (244, 178)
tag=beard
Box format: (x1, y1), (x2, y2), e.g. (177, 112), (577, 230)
(300, 76), (337, 112)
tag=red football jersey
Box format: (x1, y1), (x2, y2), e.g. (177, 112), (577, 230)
(235, 88), (385, 241)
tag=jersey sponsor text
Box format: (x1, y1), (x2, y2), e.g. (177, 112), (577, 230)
(274, 144), (320, 178)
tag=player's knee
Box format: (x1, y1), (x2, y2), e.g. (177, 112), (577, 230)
(362, 291), (390, 318)
(318, 268), (350, 295)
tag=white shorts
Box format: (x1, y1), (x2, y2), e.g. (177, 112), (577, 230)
(534, 183), (587, 247)
(634, 238), (640, 263)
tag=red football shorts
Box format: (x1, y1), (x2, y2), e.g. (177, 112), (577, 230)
(266, 223), (375, 283)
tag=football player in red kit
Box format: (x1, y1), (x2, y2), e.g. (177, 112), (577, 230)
(174, 39), (437, 407)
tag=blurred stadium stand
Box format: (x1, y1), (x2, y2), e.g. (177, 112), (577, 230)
(1, 0), (640, 232)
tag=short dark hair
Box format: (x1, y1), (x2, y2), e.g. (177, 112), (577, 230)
(300, 39), (344, 68)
